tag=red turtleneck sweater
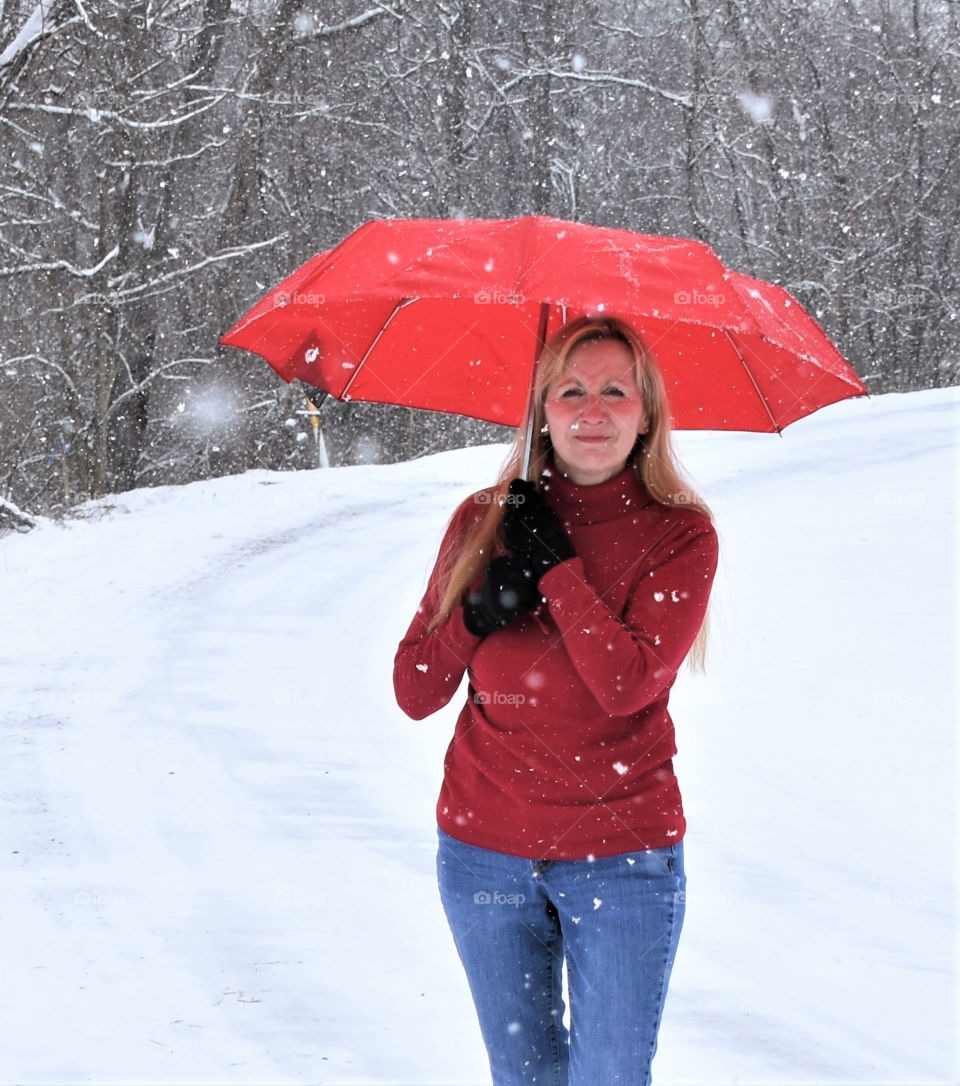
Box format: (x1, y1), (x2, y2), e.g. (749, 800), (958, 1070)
(393, 463), (718, 860)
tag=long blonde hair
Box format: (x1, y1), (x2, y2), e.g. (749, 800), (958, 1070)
(428, 316), (714, 670)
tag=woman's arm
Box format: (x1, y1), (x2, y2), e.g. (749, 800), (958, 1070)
(538, 516), (719, 716)
(393, 500), (484, 721)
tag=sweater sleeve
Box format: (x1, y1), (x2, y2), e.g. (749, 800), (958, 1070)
(393, 500), (484, 721)
(538, 515), (719, 716)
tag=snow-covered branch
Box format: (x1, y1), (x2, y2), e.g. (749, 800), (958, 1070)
(0, 0), (68, 69)
(2, 353), (80, 400)
(0, 495), (37, 529)
(296, 5), (401, 38)
(104, 235), (287, 303)
(103, 357), (213, 424)
(102, 137), (228, 170)
(498, 65), (692, 107)
(6, 94), (226, 130)
(0, 245), (118, 279)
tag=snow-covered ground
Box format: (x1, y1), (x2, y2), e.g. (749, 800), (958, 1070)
(1, 386), (957, 1085)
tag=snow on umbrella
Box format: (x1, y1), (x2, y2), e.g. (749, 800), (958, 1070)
(220, 215), (867, 454)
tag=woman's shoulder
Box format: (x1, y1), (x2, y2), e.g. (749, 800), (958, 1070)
(632, 494), (718, 548)
(616, 501), (718, 584)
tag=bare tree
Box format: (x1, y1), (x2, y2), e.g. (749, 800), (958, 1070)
(0, 0), (956, 525)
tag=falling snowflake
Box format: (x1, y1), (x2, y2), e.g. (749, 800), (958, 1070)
(738, 90), (774, 123)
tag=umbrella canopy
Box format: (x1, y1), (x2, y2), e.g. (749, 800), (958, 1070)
(220, 215), (867, 433)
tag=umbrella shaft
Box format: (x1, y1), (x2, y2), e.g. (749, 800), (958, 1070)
(521, 303), (553, 481)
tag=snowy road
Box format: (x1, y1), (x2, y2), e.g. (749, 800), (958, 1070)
(1, 390), (956, 1084)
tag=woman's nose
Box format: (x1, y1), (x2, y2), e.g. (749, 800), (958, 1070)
(577, 395), (607, 423)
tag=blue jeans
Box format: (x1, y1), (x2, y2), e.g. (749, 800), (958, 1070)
(436, 828), (686, 1085)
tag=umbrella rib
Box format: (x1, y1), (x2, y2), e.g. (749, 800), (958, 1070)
(341, 297), (418, 400)
(723, 329), (781, 432)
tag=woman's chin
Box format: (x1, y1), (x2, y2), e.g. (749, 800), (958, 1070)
(552, 450), (630, 486)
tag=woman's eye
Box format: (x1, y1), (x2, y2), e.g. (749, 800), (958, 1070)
(604, 387), (626, 397)
(559, 387), (583, 398)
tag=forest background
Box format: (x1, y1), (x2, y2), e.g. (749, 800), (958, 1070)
(0, 0), (956, 519)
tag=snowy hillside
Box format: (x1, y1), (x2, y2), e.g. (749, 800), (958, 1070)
(1, 386), (957, 1085)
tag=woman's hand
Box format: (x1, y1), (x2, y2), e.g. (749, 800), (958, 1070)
(462, 554), (542, 637)
(503, 478), (576, 584)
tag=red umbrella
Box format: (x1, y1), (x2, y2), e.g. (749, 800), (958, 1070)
(220, 215), (867, 446)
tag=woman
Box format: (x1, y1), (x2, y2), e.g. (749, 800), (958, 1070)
(393, 316), (719, 1085)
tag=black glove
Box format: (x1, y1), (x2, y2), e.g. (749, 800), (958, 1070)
(503, 478), (576, 583)
(462, 553), (542, 637)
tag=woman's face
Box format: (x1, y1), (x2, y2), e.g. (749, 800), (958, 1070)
(542, 336), (650, 486)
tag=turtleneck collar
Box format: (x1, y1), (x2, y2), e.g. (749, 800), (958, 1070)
(539, 457), (653, 526)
